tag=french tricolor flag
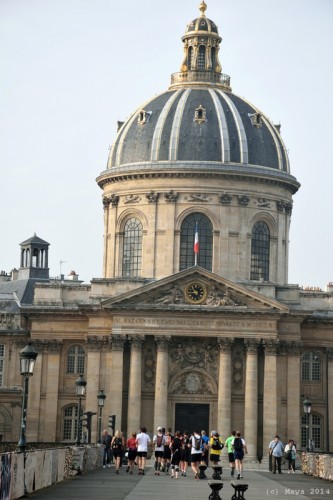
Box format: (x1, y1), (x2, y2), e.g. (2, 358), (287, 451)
(194, 222), (199, 255)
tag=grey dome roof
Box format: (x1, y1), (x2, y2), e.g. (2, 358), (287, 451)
(107, 87), (289, 173)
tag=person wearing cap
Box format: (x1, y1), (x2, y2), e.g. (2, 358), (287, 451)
(153, 426), (165, 475)
(209, 430), (224, 466)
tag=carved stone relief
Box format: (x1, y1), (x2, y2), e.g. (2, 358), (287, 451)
(185, 193), (211, 202)
(124, 194), (141, 204)
(237, 194), (250, 206)
(143, 345), (156, 390)
(232, 347), (244, 391)
(145, 191), (159, 203)
(171, 372), (213, 394)
(164, 190), (178, 202)
(218, 193), (232, 205)
(169, 338), (217, 378)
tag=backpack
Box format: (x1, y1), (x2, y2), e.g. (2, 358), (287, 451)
(156, 434), (163, 447)
(194, 437), (201, 451)
(233, 437), (243, 451)
(211, 437), (223, 451)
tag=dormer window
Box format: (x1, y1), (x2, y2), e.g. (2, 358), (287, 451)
(248, 112), (263, 128)
(194, 105), (207, 125)
(138, 109), (152, 125)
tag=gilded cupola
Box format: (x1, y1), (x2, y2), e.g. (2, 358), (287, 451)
(170, 1), (230, 90)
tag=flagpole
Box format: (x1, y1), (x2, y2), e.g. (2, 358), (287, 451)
(194, 222), (199, 266)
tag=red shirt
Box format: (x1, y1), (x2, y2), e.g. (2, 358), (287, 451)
(127, 437), (137, 450)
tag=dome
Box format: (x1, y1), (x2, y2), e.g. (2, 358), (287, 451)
(107, 88), (290, 173)
(97, 2), (300, 285)
(101, 2), (298, 194)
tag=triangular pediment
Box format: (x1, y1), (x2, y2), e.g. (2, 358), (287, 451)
(101, 267), (289, 313)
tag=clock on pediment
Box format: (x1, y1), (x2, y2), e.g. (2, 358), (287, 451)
(185, 281), (207, 304)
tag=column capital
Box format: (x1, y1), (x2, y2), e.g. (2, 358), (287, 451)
(279, 340), (303, 355)
(326, 348), (333, 361)
(42, 340), (63, 353)
(111, 335), (126, 351)
(86, 335), (109, 352)
(154, 336), (171, 352)
(244, 339), (260, 353)
(217, 337), (234, 353)
(262, 338), (279, 355)
(128, 335), (145, 350)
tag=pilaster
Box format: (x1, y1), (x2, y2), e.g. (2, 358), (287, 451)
(42, 341), (62, 442)
(127, 335), (144, 433)
(86, 336), (104, 442)
(109, 335), (125, 432)
(327, 348), (333, 452)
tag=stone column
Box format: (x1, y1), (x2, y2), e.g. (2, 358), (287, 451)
(127, 335), (144, 433)
(43, 341), (62, 442)
(217, 338), (234, 434)
(263, 339), (279, 452)
(154, 336), (170, 431)
(327, 349), (333, 452)
(86, 336), (103, 443)
(285, 342), (302, 447)
(244, 339), (259, 461)
(109, 335), (125, 432)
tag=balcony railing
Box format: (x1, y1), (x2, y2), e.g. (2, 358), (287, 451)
(170, 71), (231, 90)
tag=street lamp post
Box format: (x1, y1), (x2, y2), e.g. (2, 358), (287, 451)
(75, 375), (87, 446)
(17, 343), (38, 454)
(97, 389), (106, 443)
(303, 397), (312, 452)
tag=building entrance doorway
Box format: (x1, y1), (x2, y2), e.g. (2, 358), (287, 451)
(175, 403), (209, 433)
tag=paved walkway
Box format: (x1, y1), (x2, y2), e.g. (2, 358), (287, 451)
(29, 465), (331, 500)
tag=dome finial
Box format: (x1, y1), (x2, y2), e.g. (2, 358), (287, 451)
(199, 1), (207, 17)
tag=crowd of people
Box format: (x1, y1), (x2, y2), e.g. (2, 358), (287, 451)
(101, 426), (248, 480)
(101, 427), (298, 479)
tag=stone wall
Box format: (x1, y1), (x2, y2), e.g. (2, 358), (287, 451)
(301, 452), (333, 481)
(0, 445), (103, 499)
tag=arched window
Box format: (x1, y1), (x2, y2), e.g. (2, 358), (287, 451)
(188, 46), (194, 70)
(301, 413), (322, 450)
(198, 46), (206, 70)
(122, 217), (143, 277)
(211, 47), (216, 70)
(180, 213), (213, 271)
(63, 405), (78, 441)
(301, 352), (321, 381)
(67, 345), (85, 374)
(250, 221), (270, 281)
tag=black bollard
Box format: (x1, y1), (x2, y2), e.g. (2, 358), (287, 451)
(212, 465), (223, 480)
(198, 463), (208, 479)
(231, 481), (248, 500)
(208, 480), (223, 500)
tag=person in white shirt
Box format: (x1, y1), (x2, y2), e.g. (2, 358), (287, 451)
(136, 426), (151, 475)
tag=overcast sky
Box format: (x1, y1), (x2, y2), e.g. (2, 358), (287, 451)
(1, 0), (332, 289)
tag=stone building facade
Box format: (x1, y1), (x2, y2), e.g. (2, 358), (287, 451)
(0, 2), (332, 459)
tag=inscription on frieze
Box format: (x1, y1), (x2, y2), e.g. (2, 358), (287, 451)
(113, 316), (275, 332)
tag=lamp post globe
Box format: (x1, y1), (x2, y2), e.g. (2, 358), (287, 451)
(75, 375), (87, 446)
(18, 342), (38, 454)
(97, 389), (106, 443)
